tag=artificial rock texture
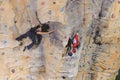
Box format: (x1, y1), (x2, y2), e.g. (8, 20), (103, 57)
(0, 0), (120, 80)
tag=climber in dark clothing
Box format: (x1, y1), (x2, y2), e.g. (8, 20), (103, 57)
(16, 23), (55, 51)
(16, 25), (40, 51)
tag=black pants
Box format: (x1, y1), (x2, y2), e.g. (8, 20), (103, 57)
(16, 31), (36, 50)
(36, 34), (42, 45)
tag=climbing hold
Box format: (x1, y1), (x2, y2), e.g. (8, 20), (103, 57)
(83, 18), (86, 22)
(71, 9), (73, 12)
(26, 5), (30, 8)
(48, 10), (52, 15)
(111, 14), (115, 18)
(100, 77), (103, 79)
(3, 40), (7, 44)
(27, 20), (31, 22)
(61, 7), (64, 12)
(118, 1), (120, 4)
(2, 52), (5, 55)
(53, 2), (56, 4)
(50, 53), (53, 55)
(95, 67), (98, 70)
(62, 76), (66, 79)
(92, 15), (95, 19)
(19, 67), (23, 71)
(64, 36), (67, 39)
(41, 2), (45, 5)
(103, 26), (108, 28)
(0, 7), (4, 11)
(54, 56), (58, 60)
(26, 56), (30, 59)
(4, 25), (7, 28)
(14, 20), (17, 23)
(11, 69), (15, 73)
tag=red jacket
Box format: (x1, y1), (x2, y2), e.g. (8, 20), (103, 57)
(71, 33), (79, 53)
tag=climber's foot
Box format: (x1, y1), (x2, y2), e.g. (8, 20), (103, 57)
(68, 52), (73, 56)
(62, 76), (66, 79)
(23, 46), (27, 52)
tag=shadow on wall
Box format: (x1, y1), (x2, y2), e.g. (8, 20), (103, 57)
(116, 69), (120, 80)
(48, 21), (65, 48)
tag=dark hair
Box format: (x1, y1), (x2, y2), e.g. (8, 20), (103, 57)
(34, 25), (41, 29)
(34, 23), (49, 46)
(41, 23), (50, 32)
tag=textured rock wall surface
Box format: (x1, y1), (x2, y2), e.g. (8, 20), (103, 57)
(0, 0), (120, 80)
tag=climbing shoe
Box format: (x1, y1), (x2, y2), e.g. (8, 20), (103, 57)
(68, 52), (73, 56)
(23, 46), (27, 52)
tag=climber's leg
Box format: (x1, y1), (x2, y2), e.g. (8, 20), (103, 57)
(27, 41), (35, 49)
(23, 42), (35, 51)
(16, 32), (28, 41)
(23, 36), (36, 51)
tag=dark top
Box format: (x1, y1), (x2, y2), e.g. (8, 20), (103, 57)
(30, 23), (49, 45)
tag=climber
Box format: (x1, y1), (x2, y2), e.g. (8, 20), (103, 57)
(15, 22), (55, 52)
(66, 33), (80, 56)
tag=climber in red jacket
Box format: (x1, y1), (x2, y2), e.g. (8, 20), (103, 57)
(66, 33), (80, 56)
(71, 33), (79, 53)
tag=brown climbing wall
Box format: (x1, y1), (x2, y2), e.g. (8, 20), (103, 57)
(0, 0), (120, 80)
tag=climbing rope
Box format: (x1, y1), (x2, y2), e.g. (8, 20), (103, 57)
(83, 0), (86, 25)
(35, 11), (42, 26)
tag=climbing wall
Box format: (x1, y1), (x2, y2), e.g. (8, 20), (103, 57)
(0, 0), (120, 80)
(0, 0), (67, 80)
